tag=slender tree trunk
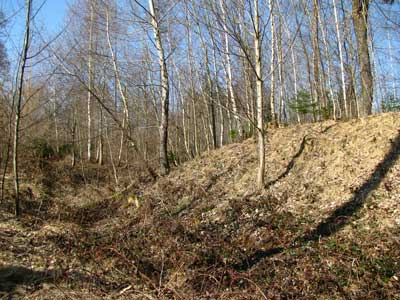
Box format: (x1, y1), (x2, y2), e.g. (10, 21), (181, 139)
(254, 0), (265, 189)
(191, 98), (198, 156)
(268, 0), (276, 124)
(348, 33), (360, 118)
(1, 96), (16, 203)
(311, 0), (322, 119)
(244, 60), (252, 135)
(98, 107), (103, 166)
(212, 46), (224, 147)
(52, 88), (59, 153)
(219, 0), (242, 138)
(105, 7), (130, 166)
(281, 15), (300, 123)
(292, 51), (300, 123)
(173, 60), (191, 158)
(369, 29), (384, 112)
(105, 117), (118, 185)
(87, 0), (94, 161)
(72, 106), (76, 167)
(277, 17), (284, 124)
(149, 0), (169, 175)
(193, 7), (217, 149)
(201, 114), (210, 151)
(297, 13), (316, 122)
(318, 5), (336, 120)
(184, 12), (199, 156)
(13, 0), (32, 217)
(387, 31), (396, 101)
(333, 0), (348, 118)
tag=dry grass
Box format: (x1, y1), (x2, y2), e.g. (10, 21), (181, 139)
(1, 112), (400, 299)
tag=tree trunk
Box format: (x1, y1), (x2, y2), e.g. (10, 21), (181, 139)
(277, 16), (284, 124)
(219, 0), (242, 139)
(98, 107), (103, 166)
(333, 0), (347, 118)
(387, 31), (396, 101)
(194, 6), (217, 150)
(105, 6), (130, 165)
(369, 29), (384, 112)
(319, 5), (336, 120)
(347, 32), (360, 118)
(185, 12), (199, 156)
(149, 0), (170, 175)
(281, 15), (300, 123)
(311, 0), (322, 119)
(254, 0), (265, 189)
(352, 0), (373, 115)
(72, 106), (76, 167)
(52, 88), (59, 153)
(297, 14), (316, 122)
(13, 0), (32, 217)
(268, 0), (276, 124)
(87, 0), (94, 161)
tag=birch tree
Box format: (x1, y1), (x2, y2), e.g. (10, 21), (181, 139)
(148, 0), (170, 175)
(219, 0), (243, 139)
(333, 0), (347, 118)
(268, 0), (276, 125)
(86, 0), (94, 161)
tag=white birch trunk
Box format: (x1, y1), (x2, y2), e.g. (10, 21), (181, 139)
(333, 0), (348, 118)
(268, 0), (276, 124)
(149, 0), (169, 175)
(87, 0), (94, 161)
(219, 0), (242, 138)
(318, 7), (336, 120)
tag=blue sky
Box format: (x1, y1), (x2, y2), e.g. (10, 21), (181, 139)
(1, 0), (69, 64)
(0, 0), (398, 103)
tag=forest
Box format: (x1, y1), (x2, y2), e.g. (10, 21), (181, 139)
(0, 0), (400, 299)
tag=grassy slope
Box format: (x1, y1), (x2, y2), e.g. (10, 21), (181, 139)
(1, 113), (400, 299)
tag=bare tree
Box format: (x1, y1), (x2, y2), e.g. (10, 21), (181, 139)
(219, 0), (243, 139)
(86, 0), (95, 161)
(148, 0), (170, 175)
(13, 0), (32, 217)
(254, 0), (265, 189)
(268, 0), (276, 125)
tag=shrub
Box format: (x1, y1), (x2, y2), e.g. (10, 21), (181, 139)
(167, 151), (178, 165)
(58, 143), (75, 158)
(382, 94), (400, 112)
(229, 129), (238, 140)
(30, 138), (54, 159)
(289, 90), (317, 117)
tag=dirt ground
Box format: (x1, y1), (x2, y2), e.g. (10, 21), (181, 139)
(1, 112), (400, 299)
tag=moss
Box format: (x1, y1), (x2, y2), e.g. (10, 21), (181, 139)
(173, 196), (192, 215)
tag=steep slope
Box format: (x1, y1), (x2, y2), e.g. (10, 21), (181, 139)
(1, 113), (400, 299)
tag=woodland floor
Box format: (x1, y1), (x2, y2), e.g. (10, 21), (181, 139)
(1, 113), (400, 299)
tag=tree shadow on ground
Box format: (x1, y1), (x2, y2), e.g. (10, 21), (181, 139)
(236, 131), (400, 271)
(265, 135), (309, 188)
(0, 265), (118, 295)
(320, 123), (337, 134)
(0, 265), (57, 292)
(303, 131), (400, 240)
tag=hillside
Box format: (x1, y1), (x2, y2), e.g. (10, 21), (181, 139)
(1, 112), (400, 299)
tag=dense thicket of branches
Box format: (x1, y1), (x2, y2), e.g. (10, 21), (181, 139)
(0, 0), (399, 199)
